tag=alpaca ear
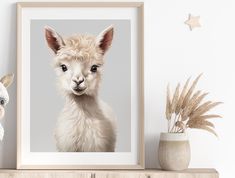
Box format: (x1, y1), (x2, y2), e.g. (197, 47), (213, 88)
(0, 74), (14, 88)
(45, 26), (65, 54)
(96, 25), (114, 54)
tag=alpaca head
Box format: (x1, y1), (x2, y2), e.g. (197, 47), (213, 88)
(45, 26), (114, 96)
(0, 74), (14, 119)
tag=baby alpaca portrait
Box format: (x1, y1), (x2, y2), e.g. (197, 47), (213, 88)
(45, 25), (117, 152)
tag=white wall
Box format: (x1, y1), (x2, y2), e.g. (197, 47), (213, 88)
(0, 0), (234, 177)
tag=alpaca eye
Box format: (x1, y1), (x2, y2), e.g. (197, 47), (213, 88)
(90, 65), (98, 73)
(0, 98), (5, 106)
(60, 64), (67, 72)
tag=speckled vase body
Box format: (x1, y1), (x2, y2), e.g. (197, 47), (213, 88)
(158, 132), (190, 171)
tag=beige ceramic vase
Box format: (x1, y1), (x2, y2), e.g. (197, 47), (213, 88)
(158, 132), (190, 171)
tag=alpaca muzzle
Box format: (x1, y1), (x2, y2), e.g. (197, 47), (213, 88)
(72, 78), (87, 95)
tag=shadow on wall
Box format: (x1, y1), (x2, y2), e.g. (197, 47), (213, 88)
(145, 134), (160, 168)
(0, 3), (17, 168)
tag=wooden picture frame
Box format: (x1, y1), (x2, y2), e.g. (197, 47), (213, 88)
(17, 2), (144, 169)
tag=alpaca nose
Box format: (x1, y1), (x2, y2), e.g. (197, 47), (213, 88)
(73, 77), (84, 85)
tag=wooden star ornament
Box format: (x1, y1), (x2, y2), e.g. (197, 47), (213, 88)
(185, 14), (201, 31)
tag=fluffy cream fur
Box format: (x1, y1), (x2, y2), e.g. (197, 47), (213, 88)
(0, 74), (14, 140)
(45, 26), (116, 152)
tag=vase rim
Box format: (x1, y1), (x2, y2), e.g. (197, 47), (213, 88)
(160, 132), (188, 141)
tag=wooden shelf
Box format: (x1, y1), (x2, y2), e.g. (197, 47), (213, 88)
(0, 169), (219, 178)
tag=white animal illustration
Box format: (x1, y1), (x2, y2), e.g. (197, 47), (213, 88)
(0, 74), (14, 140)
(45, 25), (116, 152)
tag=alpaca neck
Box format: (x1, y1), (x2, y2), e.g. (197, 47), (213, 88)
(67, 94), (100, 116)
(74, 94), (98, 107)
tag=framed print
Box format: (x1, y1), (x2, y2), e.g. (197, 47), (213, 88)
(17, 2), (144, 169)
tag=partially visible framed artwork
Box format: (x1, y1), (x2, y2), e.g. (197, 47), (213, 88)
(17, 2), (144, 169)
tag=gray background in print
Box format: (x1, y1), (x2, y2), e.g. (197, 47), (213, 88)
(30, 20), (131, 152)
